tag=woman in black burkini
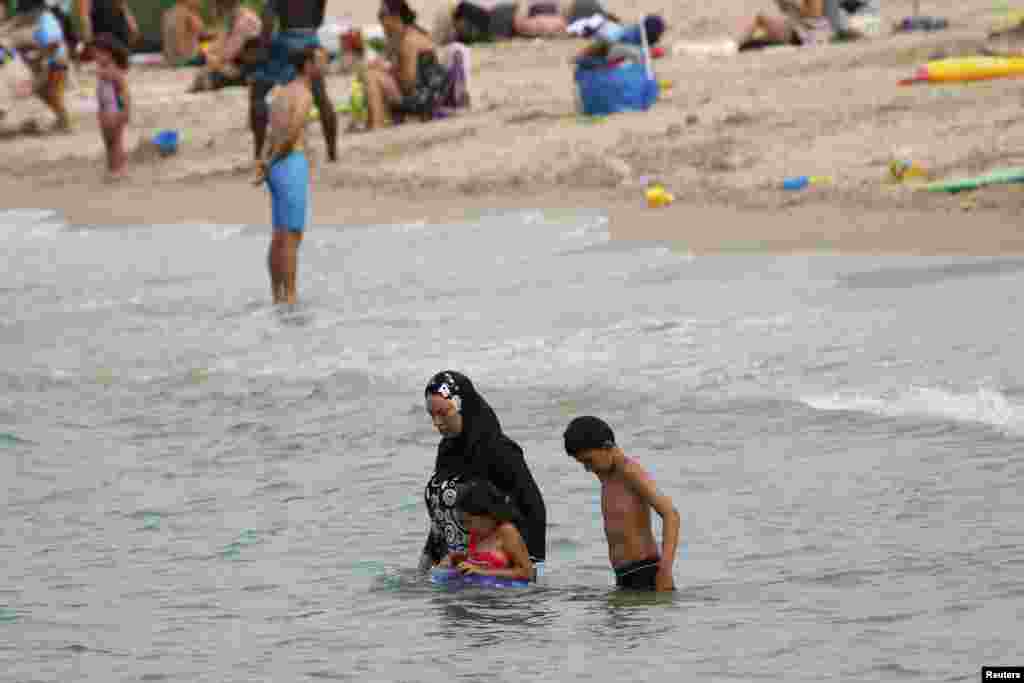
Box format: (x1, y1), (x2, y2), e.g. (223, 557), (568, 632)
(420, 371), (547, 579)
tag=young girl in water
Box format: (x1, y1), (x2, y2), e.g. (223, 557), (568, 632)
(91, 33), (131, 180)
(441, 480), (534, 582)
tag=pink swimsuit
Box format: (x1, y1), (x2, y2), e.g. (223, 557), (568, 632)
(97, 80), (123, 114)
(467, 528), (510, 569)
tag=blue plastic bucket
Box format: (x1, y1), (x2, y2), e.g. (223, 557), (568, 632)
(153, 130), (180, 156)
(575, 61), (659, 117)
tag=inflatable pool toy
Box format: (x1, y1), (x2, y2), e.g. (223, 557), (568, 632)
(923, 166), (1024, 193)
(899, 56), (1024, 85)
(430, 567), (529, 588)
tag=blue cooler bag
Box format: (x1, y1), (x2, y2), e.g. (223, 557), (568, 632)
(575, 61), (659, 116)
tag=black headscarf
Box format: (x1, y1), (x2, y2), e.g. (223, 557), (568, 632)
(425, 370), (503, 478)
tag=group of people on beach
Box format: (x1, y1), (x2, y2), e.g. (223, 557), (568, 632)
(5, 0), (978, 307)
(420, 370), (681, 591)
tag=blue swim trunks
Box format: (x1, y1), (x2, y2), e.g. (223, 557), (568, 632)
(266, 151), (308, 232)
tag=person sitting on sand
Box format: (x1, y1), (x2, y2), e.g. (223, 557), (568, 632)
(187, 0), (262, 91)
(735, 0), (829, 51)
(92, 33), (130, 180)
(162, 0), (214, 66)
(360, 0), (448, 129)
(571, 13), (665, 65)
(433, 0), (610, 45)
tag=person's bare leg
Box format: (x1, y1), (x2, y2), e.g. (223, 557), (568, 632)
(283, 231), (303, 304)
(41, 70), (71, 131)
(310, 76), (337, 162)
(363, 70), (393, 130)
(111, 122), (127, 176)
(513, 15), (567, 37)
(100, 120), (116, 173)
(760, 15), (794, 42)
(268, 231), (288, 304)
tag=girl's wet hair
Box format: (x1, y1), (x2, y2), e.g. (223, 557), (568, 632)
(456, 480), (522, 524)
(381, 0), (417, 25)
(92, 33), (130, 70)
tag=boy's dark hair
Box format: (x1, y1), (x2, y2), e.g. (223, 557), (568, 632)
(563, 416), (617, 456)
(92, 33), (130, 70)
(288, 45), (320, 72)
(455, 480), (522, 524)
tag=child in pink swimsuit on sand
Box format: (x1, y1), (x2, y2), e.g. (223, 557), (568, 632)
(564, 416), (680, 591)
(91, 33), (131, 180)
(440, 480), (534, 582)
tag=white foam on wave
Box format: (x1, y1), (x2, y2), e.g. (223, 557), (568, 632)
(0, 208), (61, 224)
(801, 386), (1024, 435)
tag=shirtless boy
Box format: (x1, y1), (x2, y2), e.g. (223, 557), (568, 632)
(253, 45), (324, 304)
(563, 416), (680, 591)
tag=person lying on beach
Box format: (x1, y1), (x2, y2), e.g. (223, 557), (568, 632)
(187, 0), (262, 91)
(360, 0), (447, 129)
(571, 13), (664, 65)
(5, 0), (71, 132)
(438, 480), (534, 582)
(563, 416), (680, 592)
(735, 0), (829, 51)
(433, 0), (611, 45)
(92, 33), (130, 180)
(253, 46), (323, 305)
(162, 0), (214, 67)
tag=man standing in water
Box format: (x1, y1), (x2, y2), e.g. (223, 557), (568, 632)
(563, 416), (680, 591)
(249, 0), (337, 164)
(254, 46), (323, 304)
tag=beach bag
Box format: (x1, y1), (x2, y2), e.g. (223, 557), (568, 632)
(574, 22), (658, 116)
(1, 46), (34, 100)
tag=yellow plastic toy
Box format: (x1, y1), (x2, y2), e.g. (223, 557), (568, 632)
(900, 56), (1024, 84)
(645, 184), (674, 208)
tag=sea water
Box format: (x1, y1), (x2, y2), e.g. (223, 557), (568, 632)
(1, 207), (1022, 681)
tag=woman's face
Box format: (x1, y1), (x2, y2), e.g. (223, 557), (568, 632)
(427, 393), (463, 438)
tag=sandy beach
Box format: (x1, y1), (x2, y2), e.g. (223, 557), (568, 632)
(2, 0), (1023, 252)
